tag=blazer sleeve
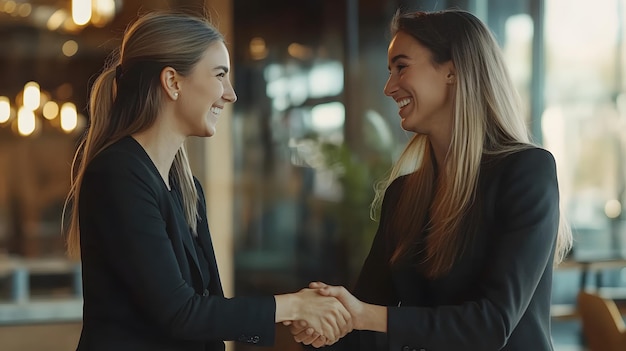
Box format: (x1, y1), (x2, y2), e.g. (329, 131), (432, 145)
(320, 178), (403, 351)
(352, 177), (399, 304)
(80, 151), (276, 345)
(386, 148), (560, 350)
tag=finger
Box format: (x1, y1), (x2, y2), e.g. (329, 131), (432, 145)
(295, 330), (319, 345)
(293, 331), (308, 343)
(335, 299), (352, 337)
(320, 285), (344, 298)
(337, 302), (352, 335)
(311, 335), (327, 348)
(282, 320), (292, 326)
(309, 281), (328, 289)
(286, 322), (308, 336)
(325, 335), (338, 346)
(334, 308), (350, 337)
(321, 319), (340, 343)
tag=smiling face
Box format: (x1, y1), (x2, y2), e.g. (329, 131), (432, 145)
(384, 31), (455, 136)
(175, 41), (236, 137)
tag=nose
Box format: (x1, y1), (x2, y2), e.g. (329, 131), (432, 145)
(223, 78), (237, 103)
(383, 74), (397, 97)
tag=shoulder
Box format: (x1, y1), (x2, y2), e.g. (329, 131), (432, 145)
(503, 147), (555, 167)
(87, 137), (152, 175)
(83, 137), (162, 194)
(484, 147), (559, 207)
(484, 147), (556, 180)
(384, 174), (408, 201)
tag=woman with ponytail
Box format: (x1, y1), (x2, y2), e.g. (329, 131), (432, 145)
(289, 9), (572, 351)
(64, 11), (351, 351)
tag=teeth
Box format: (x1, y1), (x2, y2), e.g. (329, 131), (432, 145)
(210, 107), (222, 115)
(397, 98), (411, 108)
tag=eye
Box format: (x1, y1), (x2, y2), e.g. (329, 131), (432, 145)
(217, 72), (226, 78)
(388, 64), (407, 75)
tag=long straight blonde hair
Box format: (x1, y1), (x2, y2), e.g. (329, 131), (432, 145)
(372, 10), (572, 278)
(63, 12), (224, 259)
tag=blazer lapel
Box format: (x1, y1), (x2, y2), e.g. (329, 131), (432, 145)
(127, 137), (207, 290)
(168, 190), (206, 289)
(180, 225), (204, 286)
(198, 227), (224, 296)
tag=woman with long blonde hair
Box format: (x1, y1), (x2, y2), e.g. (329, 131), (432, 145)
(289, 9), (572, 350)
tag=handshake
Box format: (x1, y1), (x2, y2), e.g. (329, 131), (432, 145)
(280, 281), (364, 348)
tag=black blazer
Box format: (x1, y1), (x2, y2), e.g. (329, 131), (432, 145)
(77, 136), (275, 351)
(332, 147), (560, 351)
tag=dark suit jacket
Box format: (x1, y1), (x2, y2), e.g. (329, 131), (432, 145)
(331, 147), (560, 351)
(77, 136), (275, 351)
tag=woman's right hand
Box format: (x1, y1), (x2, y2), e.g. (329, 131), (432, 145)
(276, 288), (352, 346)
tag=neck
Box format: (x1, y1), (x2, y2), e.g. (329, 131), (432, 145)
(132, 124), (185, 190)
(429, 130), (451, 171)
(428, 102), (454, 169)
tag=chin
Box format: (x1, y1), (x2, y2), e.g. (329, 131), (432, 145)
(190, 127), (216, 138)
(205, 126), (217, 137)
(400, 120), (413, 132)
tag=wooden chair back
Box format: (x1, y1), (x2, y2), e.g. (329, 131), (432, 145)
(576, 291), (626, 351)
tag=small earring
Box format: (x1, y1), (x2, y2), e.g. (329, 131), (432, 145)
(173, 92), (179, 99)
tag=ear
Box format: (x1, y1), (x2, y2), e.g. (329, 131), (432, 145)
(160, 66), (180, 100)
(444, 61), (456, 85)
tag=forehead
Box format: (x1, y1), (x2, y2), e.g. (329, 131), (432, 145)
(198, 41), (230, 67)
(388, 31), (430, 59)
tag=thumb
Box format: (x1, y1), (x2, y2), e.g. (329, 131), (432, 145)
(320, 285), (347, 299)
(309, 281), (328, 289)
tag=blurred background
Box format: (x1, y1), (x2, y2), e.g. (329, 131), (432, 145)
(0, 0), (625, 350)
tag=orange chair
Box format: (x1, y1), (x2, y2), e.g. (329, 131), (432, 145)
(576, 291), (626, 351)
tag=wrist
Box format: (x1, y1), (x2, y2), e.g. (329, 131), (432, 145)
(356, 303), (387, 332)
(274, 293), (299, 323)
(353, 301), (366, 330)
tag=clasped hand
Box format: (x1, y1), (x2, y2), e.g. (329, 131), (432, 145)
(284, 282), (363, 348)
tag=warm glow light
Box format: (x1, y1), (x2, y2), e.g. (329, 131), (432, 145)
(17, 106), (36, 136)
(0, 97), (10, 123)
(17, 3), (31, 17)
(92, 0), (116, 27)
(62, 40), (79, 57)
(60, 102), (78, 132)
(43, 101), (59, 120)
(23, 81), (41, 110)
(72, 0), (92, 26)
(95, 0), (115, 17)
(4, 1), (17, 14)
(288, 43), (313, 60)
(249, 37), (268, 60)
(63, 17), (80, 32)
(47, 9), (68, 31)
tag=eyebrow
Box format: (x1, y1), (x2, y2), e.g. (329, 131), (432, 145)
(388, 54), (410, 70)
(214, 65), (229, 73)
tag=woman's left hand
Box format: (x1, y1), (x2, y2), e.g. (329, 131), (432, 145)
(308, 282), (365, 330)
